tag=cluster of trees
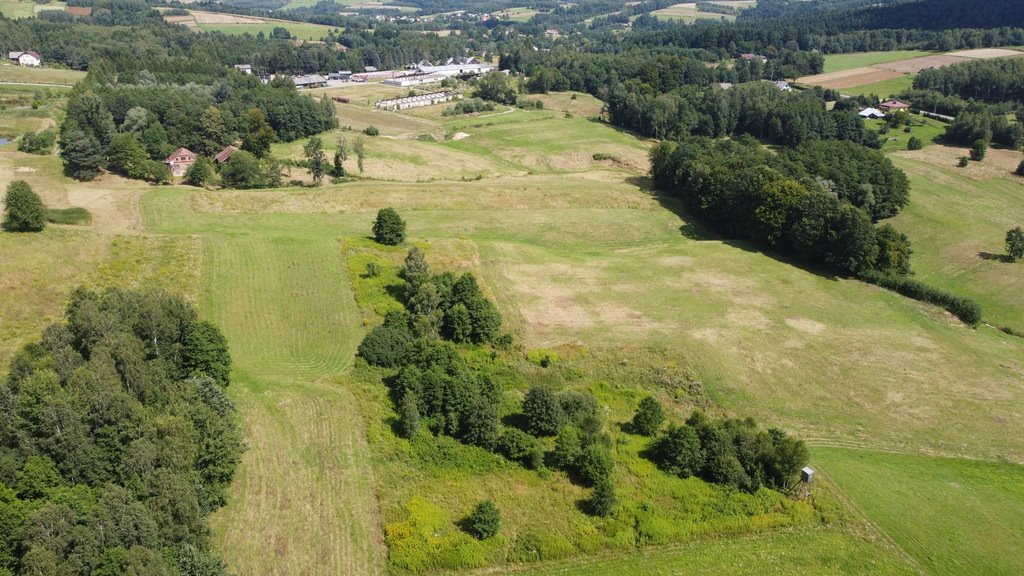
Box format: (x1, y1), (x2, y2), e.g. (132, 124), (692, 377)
(2, 181), (47, 233)
(0, 288), (241, 575)
(943, 105), (1023, 149)
(59, 70), (336, 182)
(651, 137), (911, 276)
(914, 57), (1024, 104)
(647, 411), (808, 492)
(442, 97), (496, 116)
(606, 81), (875, 146)
(16, 129), (56, 155)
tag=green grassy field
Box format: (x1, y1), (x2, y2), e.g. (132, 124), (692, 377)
(815, 448), (1024, 576)
(823, 51), (931, 74)
(843, 74), (916, 98)
(4, 87), (1024, 575)
(0, 63), (87, 86)
(493, 6), (540, 21)
(889, 147), (1024, 331)
(867, 115), (947, 152)
(196, 21), (338, 40)
(650, 3), (736, 23)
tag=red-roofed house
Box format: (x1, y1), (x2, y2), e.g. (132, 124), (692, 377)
(165, 148), (197, 177)
(879, 99), (910, 112)
(213, 145), (238, 164)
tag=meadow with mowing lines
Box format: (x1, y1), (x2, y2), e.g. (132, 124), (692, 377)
(650, 2), (735, 23)
(842, 74), (916, 98)
(889, 146), (1024, 331)
(814, 448), (1024, 576)
(3, 79), (1024, 575)
(822, 51), (932, 74)
(196, 21), (339, 40)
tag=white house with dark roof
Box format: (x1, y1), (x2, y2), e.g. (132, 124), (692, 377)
(8, 51), (41, 67)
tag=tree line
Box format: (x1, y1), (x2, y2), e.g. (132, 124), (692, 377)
(0, 288), (241, 575)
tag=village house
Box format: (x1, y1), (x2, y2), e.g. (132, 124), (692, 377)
(858, 107), (887, 119)
(740, 53), (768, 63)
(879, 99), (910, 112)
(213, 145), (238, 164)
(8, 51), (41, 67)
(234, 64), (253, 75)
(164, 148), (197, 177)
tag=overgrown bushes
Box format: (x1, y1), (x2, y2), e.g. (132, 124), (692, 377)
(860, 270), (982, 325)
(442, 98), (495, 116)
(17, 128), (56, 154)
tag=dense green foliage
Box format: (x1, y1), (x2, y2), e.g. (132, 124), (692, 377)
(463, 500), (500, 539)
(1005, 227), (1024, 262)
(860, 271), (982, 325)
(45, 207), (92, 226)
(2, 181), (47, 233)
(442, 98), (496, 116)
(650, 137), (910, 275)
(0, 288), (242, 575)
(373, 208), (406, 246)
(630, 397), (664, 436)
(16, 129), (56, 155)
(915, 57), (1024, 104)
(649, 412), (808, 492)
(522, 385), (566, 437)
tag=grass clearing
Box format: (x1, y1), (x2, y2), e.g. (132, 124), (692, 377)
(650, 2), (735, 23)
(0, 63), (86, 86)
(843, 74), (915, 98)
(868, 114), (947, 152)
(889, 147), (1024, 331)
(815, 448), (1024, 576)
(823, 51), (932, 73)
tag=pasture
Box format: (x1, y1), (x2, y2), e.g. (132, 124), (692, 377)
(0, 0), (64, 18)
(493, 6), (540, 21)
(165, 10), (340, 40)
(0, 63), (87, 86)
(2, 83), (1023, 575)
(889, 146), (1024, 331)
(822, 51), (931, 74)
(815, 448), (1024, 575)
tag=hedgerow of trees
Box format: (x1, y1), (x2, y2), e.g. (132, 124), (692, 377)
(0, 287), (242, 575)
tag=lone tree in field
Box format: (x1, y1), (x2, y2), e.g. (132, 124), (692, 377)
(3, 180), (47, 232)
(970, 139), (987, 161)
(372, 208), (406, 245)
(304, 136), (328, 185)
(464, 500), (501, 539)
(630, 396), (665, 436)
(1016, 159), (1024, 177)
(907, 136), (923, 150)
(1007, 227), (1024, 262)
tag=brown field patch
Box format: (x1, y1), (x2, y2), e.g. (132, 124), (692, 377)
(874, 54), (971, 74)
(796, 67), (905, 90)
(892, 145), (1024, 181)
(189, 10), (266, 24)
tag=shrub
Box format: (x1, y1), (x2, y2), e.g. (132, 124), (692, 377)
(399, 389), (420, 438)
(464, 500), (500, 539)
(373, 207), (406, 245)
(587, 480), (615, 517)
(630, 396), (665, 436)
(2, 180), (46, 232)
(557, 391), (598, 425)
(1016, 159), (1024, 176)
(907, 136), (923, 150)
(970, 139), (987, 161)
(522, 385), (565, 437)
(364, 125), (380, 136)
(18, 128), (56, 154)
(550, 425), (583, 469)
(497, 427), (543, 469)
(184, 157), (215, 187)
(576, 444), (613, 486)
(358, 312), (414, 367)
(365, 262), (381, 277)
(860, 270), (982, 325)
(958, 156), (970, 167)
(649, 424), (704, 478)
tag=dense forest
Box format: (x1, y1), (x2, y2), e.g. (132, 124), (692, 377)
(0, 288), (241, 575)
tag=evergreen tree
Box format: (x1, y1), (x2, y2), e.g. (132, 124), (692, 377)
(399, 247), (431, 292)
(61, 130), (105, 181)
(1007, 227), (1024, 261)
(587, 480), (615, 517)
(2, 180), (47, 232)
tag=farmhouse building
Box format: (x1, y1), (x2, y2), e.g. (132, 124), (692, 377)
(415, 62), (493, 78)
(879, 99), (910, 111)
(376, 91), (457, 111)
(8, 51), (41, 67)
(213, 145), (239, 164)
(858, 107), (886, 119)
(329, 70), (353, 81)
(234, 64), (253, 75)
(382, 72), (446, 87)
(164, 148), (197, 177)
(740, 53), (768, 63)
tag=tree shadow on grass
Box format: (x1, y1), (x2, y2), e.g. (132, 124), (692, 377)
(978, 251), (1014, 263)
